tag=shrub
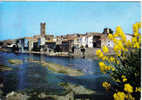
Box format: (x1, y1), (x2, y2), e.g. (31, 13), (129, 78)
(96, 22), (141, 100)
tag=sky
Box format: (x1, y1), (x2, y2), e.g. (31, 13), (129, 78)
(0, 1), (141, 40)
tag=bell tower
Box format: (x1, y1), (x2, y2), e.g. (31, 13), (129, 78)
(40, 22), (46, 37)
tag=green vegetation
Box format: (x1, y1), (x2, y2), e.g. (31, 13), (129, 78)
(0, 64), (12, 71)
(8, 59), (23, 65)
(29, 60), (84, 76)
(42, 61), (84, 76)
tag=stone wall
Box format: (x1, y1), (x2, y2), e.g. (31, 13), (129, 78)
(73, 48), (115, 59)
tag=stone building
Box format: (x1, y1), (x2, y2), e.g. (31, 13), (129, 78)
(40, 22), (46, 37)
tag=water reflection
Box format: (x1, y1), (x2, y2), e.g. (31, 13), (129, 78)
(0, 52), (108, 94)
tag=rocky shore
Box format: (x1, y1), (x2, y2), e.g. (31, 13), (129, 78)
(2, 83), (96, 100)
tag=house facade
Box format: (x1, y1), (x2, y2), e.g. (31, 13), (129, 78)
(86, 35), (93, 48)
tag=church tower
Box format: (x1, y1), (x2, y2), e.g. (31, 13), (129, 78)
(40, 22), (46, 37)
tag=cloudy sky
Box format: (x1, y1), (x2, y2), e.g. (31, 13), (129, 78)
(0, 1), (141, 40)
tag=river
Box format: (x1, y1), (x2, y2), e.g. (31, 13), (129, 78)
(0, 52), (111, 95)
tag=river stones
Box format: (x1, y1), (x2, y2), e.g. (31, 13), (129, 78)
(6, 92), (29, 100)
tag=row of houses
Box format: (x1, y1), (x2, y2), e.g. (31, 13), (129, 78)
(0, 22), (133, 53)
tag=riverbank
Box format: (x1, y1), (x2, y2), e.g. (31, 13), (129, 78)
(0, 48), (115, 59)
(3, 82), (114, 100)
(3, 83), (97, 100)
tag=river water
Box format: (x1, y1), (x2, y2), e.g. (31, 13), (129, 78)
(0, 52), (111, 95)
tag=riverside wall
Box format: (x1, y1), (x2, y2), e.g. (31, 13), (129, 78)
(73, 48), (115, 59)
(0, 48), (115, 59)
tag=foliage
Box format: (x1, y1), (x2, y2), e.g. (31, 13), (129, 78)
(96, 22), (141, 100)
(8, 59), (23, 65)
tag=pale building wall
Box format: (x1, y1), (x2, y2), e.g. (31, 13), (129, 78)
(80, 36), (87, 47)
(87, 36), (93, 48)
(40, 37), (46, 46)
(74, 37), (81, 48)
(28, 40), (33, 51)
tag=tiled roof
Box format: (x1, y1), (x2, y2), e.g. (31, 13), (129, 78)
(24, 37), (33, 39)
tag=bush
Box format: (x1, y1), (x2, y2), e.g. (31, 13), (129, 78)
(96, 22), (141, 100)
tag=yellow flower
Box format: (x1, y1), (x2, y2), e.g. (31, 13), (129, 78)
(123, 78), (127, 82)
(121, 75), (126, 79)
(116, 26), (123, 36)
(105, 56), (109, 61)
(113, 45), (120, 52)
(133, 23), (139, 33)
(116, 52), (121, 56)
(135, 87), (141, 92)
(113, 38), (119, 43)
(138, 35), (141, 43)
(137, 22), (141, 29)
(125, 94), (135, 100)
(99, 52), (104, 59)
(124, 48), (128, 52)
(132, 37), (137, 43)
(109, 56), (115, 62)
(121, 35), (127, 43)
(102, 56), (106, 61)
(113, 92), (126, 100)
(99, 62), (106, 73)
(99, 62), (105, 67)
(126, 40), (132, 47)
(96, 49), (104, 59)
(108, 34), (113, 40)
(96, 49), (101, 55)
(113, 33), (119, 37)
(116, 60), (120, 64)
(111, 67), (115, 71)
(102, 56), (109, 61)
(133, 42), (140, 48)
(124, 83), (133, 93)
(136, 22), (142, 29)
(117, 40), (124, 50)
(106, 66), (111, 71)
(102, 46), (109, 53)
(102, 81), (111, 90)
(133, 32), (139, 37)
(116, 79), (120, 82)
